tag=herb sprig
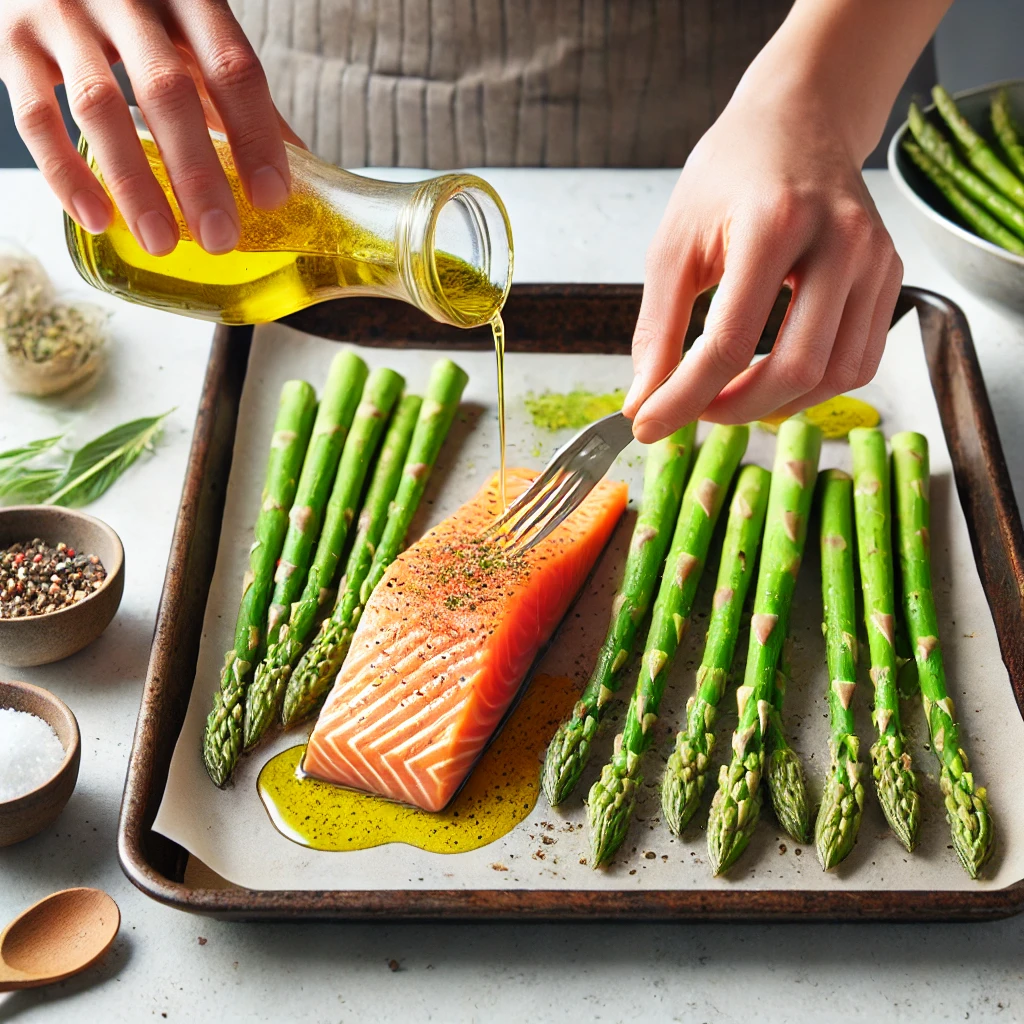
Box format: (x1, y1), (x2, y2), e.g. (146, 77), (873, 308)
(0, 411), (173, 508)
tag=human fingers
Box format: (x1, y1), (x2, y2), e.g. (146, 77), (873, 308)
(734, 229), (901, 420)
(700, 252), (851, 424)
(50, 21), (183, 254)
(630, 214), (801, 442)
(171, 0), (291, 209)
(1, 34), (113, 234)
(98, 8), (241, 254)
(623, 227), (703, 422)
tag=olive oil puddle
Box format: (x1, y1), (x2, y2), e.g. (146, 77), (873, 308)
(758, 395), (880, 439)
(257, 673), (577, 853)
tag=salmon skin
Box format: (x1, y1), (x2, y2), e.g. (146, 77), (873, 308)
(302, 468), (628, 812)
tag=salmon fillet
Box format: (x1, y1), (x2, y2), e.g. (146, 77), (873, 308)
(302, 467), (628, 811)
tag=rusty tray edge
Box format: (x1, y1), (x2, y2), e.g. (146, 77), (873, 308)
(117, 284), (1024, 921)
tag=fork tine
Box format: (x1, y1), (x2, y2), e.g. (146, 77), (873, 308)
(507, 474), (589, 555)
(503, 470), (578, 543)
(485, 412), (636, 550)
(487, 461), (566, 535)
(486, 467), (565, 538)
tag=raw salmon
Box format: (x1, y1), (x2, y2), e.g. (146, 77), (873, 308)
(302, 468), (628, 811)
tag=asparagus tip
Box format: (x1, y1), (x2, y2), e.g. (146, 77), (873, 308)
(813, 765), (865, 871)
(942, 766), (995, 879)
(871, 736), (921, 853)
(767, 743), (812, 846)
(541, 716), (594, 807)
(586, 759), (640, 868)
(660, 731), (707, 836)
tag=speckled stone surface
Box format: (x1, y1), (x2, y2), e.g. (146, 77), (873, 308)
(2, 168), (1023, 1022)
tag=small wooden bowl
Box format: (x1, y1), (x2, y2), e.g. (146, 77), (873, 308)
(0, 507), (124, 668)
(0, 679), (81, 847)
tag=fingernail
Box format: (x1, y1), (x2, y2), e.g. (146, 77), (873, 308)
(199, 208), (239, 254)
(250, 165), (290, 209)
(633, 417), (670, 444)
(136, 210), (178, 256)
(71, 189), (111, 234)
(623, 374), (644, 414)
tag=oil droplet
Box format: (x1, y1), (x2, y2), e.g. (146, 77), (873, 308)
(759, 396), (880, 439)
(257, 673), (579, 853)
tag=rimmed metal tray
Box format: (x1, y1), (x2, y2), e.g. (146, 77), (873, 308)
(118, 284), (1024, 921)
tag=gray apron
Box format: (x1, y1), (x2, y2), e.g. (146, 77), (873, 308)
(230, 0), (793, 168)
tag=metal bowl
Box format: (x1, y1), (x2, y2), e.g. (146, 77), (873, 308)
(888, 79), (1024, 314)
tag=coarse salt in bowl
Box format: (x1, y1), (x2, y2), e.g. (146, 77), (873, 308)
(0, 679), (81, 846)
(0, 706), (67, 801)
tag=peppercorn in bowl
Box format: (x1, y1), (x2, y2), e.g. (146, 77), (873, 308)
(0, 507), (124, 667)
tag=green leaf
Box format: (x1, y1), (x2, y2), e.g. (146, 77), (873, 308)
(44, 411), (174, 508)
(0, 467), (65, 504)
(0, 434), (64, 466)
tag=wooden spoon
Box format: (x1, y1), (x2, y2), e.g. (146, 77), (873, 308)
(0, 888), (120, 992)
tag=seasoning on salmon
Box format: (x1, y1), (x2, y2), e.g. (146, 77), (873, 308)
(302, 467), (628, 812)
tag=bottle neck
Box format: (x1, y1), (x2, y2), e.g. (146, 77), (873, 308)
(395, 174), (513, 329)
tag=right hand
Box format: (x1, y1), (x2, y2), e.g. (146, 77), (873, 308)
(0, 0), (301, 255)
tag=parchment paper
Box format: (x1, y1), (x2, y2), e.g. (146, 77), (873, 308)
(154, 313), (1024, 892)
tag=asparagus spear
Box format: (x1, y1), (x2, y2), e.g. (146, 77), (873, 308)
(902, 139), (1024, 255)
(908, 103), (1024, 242)
(766, 648), (812, 845)
(660, 464), (770, 835)
(814, 469), (865, 869)
(202, 380), (318, 787)
(849, 427), (920, 852)
(282, 360), (468, 724)
(281, 392), (422, 727)
(542, 424), (697, 806)
(706, 417), (821, 875)
(243, 366), (405, 748)
(932, 86), (1024, 210)
(587, 424), (748, 867)
(891, 432), (994, 878)
(992, 89), (1024, 183)
(265, 352), (369, 643)
(901, 140), (1024, 256)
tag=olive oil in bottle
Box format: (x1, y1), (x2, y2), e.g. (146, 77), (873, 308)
(65, 110), (512, 330)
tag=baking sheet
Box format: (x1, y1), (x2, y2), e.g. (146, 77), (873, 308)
(154, 313), (1024, 892)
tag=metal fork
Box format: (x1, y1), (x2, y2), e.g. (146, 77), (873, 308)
(487, 411), (636, 555)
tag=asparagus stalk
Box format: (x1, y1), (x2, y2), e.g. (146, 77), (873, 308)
(992, 89), (1024, 183)
(243, 366), (405, 748)
(280, 392), (422, 727)
(891, 432), (994, 878)
(814, 469), (865, 869)
(660, 464), (770, 835)
(706, 417), (821, 875)
(766, 650), (812, 845)
(587, 424), (748, 867)
(908, 103), (1024, 241)
(932, 86), (1024, 210)
(282, 359), (468, 724)
(849, 427), (920, 852)
(902, 139), (1024, 255)
(265, 352), (369, 643)
(542, 424), (697, 806)
(202, 380), (318, 787)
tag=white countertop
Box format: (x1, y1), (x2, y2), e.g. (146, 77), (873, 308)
(2, 167), (1024, 1024)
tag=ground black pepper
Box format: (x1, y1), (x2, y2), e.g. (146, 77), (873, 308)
(0, 538), (106, 618)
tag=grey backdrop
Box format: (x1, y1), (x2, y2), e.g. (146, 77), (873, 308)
(0, 0), (1021, 170)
